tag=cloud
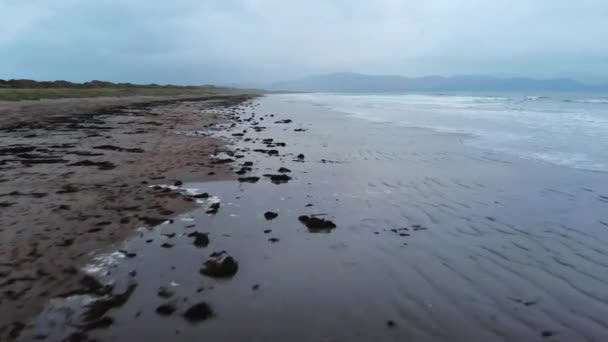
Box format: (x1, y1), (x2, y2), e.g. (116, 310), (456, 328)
(1, 0), (607, 84)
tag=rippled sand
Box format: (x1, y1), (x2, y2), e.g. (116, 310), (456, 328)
(23, 95), (608, 341)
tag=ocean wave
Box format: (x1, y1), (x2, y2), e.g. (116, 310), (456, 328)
(572, 99), (608, 104)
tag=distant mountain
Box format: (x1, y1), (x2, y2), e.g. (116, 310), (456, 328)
(270, 72), (605, 93)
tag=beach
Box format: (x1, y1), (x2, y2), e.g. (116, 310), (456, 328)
(0, 94), (252, 339)
(4, 94), (608, 341)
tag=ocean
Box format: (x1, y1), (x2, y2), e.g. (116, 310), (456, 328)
(283, 92), (608, 173)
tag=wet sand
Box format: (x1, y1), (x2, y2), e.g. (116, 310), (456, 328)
(0, 94), (253, 340)
(9, 95), (608, 341)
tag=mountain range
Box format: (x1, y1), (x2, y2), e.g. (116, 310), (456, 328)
(269, 72), (607, 93)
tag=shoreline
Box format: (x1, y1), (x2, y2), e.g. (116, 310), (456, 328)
(0, 94), (255, 340)
(5, 93), (608, 341)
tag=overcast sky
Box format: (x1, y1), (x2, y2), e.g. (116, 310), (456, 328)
(2, 0), (607, 85)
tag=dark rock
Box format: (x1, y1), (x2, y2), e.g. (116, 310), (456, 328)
(268, 238), (280, 243)
(386, 320), (396, 327)
(263, 174), (291, 184)
(57, 238), (75, 247)
(278, 167), (291, 173)
(139, 216), (166, 226)
(264, 211), (278, 220)
(200, 254), (238, 278)
(192, 192), (209, 199)
(183, 302), (213, 322)
(211, 158), (234, 164)
(209, 250), (226, 258)
(541, 331), (554, 338)
(298, 215), (337, 232)
(274, 119), (292, 124)
(157, 286), (174, 299)
(236, 166), (251, 175)
(296, 154), (305, 160)
(118, 250), (137, 258)
(174, 180), (183, 186)
(188, 231), (210, 247)
(93, 145), (144, 153)
(156, 303), (177, 316)
(161, 242), (174, 248)
(82, 283), (137, 323)
(238, 177), (260, 183)
(68, 160), (116, 170)
(206, 202), (220, 214)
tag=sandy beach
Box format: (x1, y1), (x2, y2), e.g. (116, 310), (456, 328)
(3, 94), (608, 341)
(0, 94), (252, 340)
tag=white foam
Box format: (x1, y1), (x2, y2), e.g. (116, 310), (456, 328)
(281, 93), (608, 172)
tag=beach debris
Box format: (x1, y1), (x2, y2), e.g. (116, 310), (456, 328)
(253, 148), (279, 156)
(211, 158), (234, 164)
(93, 145), (144, 153)
(541, 331), (555, 338)
(157, 286), (174, 299)
(156, 303), (177, 316)
(263, 174), (291, 184)
(206, 202), (220, 214)
(294, 128), (307, 132)
(183, 302), (214, 322)
(81, 282), (137, 326)
(264, 211), (278, 220)
(274, 119), (292, 124)
(298, 215), (336, 232)
(209, 250), (226, 258)
(188, 231), (210, 247)
(236, 166), (252, 175)
(200, 253), (238, 278)
(139, 216), (166, 226)
(68, 160), (116, 170)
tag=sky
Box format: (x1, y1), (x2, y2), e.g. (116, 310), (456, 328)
(1, 0), (608, 85)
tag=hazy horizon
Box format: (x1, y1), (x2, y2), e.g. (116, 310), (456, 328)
(2, 1), (608, 85)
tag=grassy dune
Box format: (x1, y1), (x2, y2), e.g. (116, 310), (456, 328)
(0, 86), (240, 101)
(0, 79), (263, 100)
